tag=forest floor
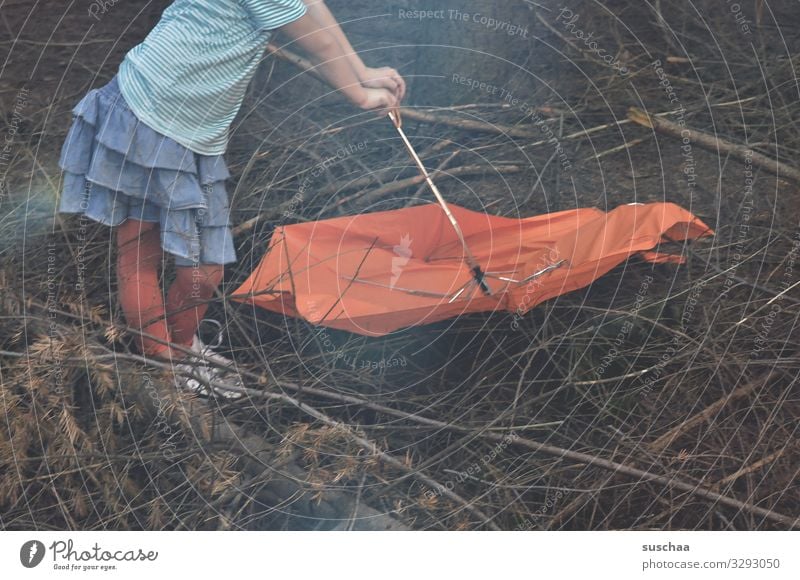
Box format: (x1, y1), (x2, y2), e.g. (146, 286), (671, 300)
(1, 0), (798, 530)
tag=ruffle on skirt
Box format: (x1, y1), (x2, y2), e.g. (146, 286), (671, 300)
(58, 76), (236, 265)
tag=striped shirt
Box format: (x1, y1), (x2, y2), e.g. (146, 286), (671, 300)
(117, 0), (308, 155)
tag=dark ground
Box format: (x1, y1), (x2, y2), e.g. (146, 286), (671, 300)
(0, 0), (798, 530)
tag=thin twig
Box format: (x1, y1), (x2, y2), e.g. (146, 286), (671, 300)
(628, 107), (800, 183)
(648, 373), (776, 453)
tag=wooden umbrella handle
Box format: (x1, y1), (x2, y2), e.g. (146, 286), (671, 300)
(388, 107), (402, 128)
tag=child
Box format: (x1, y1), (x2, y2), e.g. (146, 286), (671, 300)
(58, 0), (405, 398)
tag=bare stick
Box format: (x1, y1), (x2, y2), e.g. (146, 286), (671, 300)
(394, 107), (552, 139)
(265, 42), (555, 138)
(713, 442), (797, 490)
(84, 346), (800, 530)
(231, 164), (524, 236)
(118, 349), (498, 528)
(260, 388), (503, 530)
(648, 374), (771, 453)
(628, 107), (800, 183)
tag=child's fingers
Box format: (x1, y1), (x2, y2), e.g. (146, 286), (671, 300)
(362, 88), (397, 117)
(363, 67), (405, 100)
(381, 67), (405, 102)
(394, 74), (406, 102)
(382, 91), (400, 115)
(383, 68), (404, 100)
(377, 75), (399, 93)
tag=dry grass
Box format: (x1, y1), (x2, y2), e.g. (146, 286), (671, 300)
(1, 0), (798, 530)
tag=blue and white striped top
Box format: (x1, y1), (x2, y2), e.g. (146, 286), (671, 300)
(117, 0), (308, 155)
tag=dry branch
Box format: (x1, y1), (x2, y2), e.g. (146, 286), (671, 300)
(103, 343), (799, 530)
(124, 375), (410, 530)
(127, 353), (499, 529)
(712, 442), (797, 491)
(266, 42), (556, 138)
(628, 107), (800, 183)
(232, 164), (524, 235)
(648, 374), (772, 453)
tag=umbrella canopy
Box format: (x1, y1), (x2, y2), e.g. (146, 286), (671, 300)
(231, 202), (712, 336)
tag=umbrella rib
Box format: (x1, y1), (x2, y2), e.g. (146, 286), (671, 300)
(281, 230), (299, 300)
(447, 279), (474, 303)
(517, 259), (568, 284)
(253, 229), (310, 293)
(340, 276), (453, 299)
(318, 237), (379, 324)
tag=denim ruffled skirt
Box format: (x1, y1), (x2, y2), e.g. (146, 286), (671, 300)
(58, 75), (236, 266)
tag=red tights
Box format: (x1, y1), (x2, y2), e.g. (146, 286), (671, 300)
(115, 219), (223, 359)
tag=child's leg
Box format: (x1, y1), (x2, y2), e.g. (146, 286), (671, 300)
(116, 219), (175, 358)
(165, 263), (224, 347)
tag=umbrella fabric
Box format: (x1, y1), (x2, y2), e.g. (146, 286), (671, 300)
(231, 202), (712, 336)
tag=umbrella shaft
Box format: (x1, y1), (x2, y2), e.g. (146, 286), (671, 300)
(390, 113), (483, 275)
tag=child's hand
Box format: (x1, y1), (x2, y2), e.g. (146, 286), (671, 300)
(354, 87), (399, 116)
(360, 66), (406, 103)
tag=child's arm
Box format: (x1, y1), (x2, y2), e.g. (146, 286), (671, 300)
(279, 9), (399, 113)
(299, 0), (405, 101)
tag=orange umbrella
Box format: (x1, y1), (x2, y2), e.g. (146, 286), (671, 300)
(231, 201), (712, 336)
